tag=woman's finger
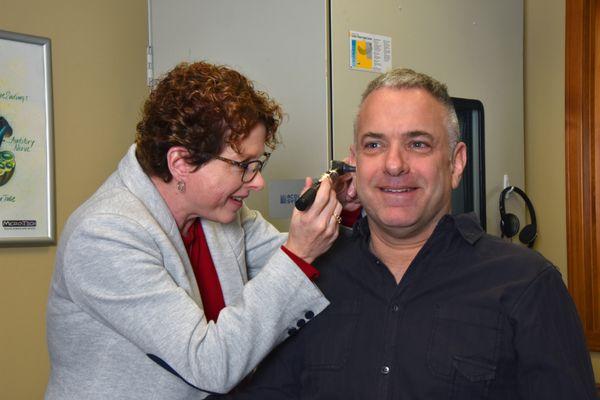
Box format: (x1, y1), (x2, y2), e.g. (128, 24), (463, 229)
(307, 177), (333, 214)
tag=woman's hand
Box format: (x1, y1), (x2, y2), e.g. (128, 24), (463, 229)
(285, 177), (343, 264)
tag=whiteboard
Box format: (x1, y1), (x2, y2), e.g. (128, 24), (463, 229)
(148, 0), (330, 230)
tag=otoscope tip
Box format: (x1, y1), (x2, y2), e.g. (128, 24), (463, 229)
(330, 160), (356, 174)
(343, 164), (356, 173)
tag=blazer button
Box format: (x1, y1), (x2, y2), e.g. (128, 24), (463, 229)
(381, 366), (390, 375)
(305, 311), (315, 320)
(296, 319), (306, 328)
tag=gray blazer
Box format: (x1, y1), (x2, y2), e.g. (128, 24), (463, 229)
(45, 145), (329, 400)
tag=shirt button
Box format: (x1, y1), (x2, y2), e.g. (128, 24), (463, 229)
(392, 304), (400, 312)
(305, 311), (315, 320)
(381, 366), (390, 375)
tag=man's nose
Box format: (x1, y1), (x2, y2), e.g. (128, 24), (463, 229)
(384, 147), (409, 176)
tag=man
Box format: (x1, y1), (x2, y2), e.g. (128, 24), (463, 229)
(211, 68), (598, 399)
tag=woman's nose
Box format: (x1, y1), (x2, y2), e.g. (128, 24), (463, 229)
(246, 170), (266, 191)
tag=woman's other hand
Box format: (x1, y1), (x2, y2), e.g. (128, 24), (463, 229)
(285, 177), (342, 263)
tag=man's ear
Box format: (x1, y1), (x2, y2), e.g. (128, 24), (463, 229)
(167, 146), (194, 182)
(349, 143), (357, 164)
(451, 142), (467, 190)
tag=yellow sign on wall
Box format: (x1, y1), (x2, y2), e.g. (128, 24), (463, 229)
(349, 31), (391, 73)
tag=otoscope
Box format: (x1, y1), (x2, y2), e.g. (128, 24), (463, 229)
(294, 160), (356, 211)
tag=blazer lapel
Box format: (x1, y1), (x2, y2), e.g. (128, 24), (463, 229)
(201, 217), (246, 306)
(117, 145), (202, 304)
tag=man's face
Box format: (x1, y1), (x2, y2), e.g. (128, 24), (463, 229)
(351, 87), (466, 240)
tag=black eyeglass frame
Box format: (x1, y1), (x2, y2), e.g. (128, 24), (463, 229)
(210, 152), (271, 183)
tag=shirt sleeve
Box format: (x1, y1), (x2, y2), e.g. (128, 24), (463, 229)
(205, 328), (305, 400)
(281, 245), (320, 281)
(511, 266), (597, 399)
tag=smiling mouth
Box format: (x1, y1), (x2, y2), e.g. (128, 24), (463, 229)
(381, 187), (415, 193)
(231, 195), (246, 202)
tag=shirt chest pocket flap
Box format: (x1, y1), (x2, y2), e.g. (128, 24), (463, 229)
(304, 299), (360, 370)
(427, 304), (500, 383)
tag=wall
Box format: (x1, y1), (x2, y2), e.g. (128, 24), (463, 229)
(0, 1), (148, 398)
(330, 0), (525, 235)
(1, 1), (597, 397)
(524, 0), (599, 381)
(149, 0), (330, 232)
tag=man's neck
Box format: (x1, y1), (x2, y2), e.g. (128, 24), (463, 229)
(367, 219), (439, 284)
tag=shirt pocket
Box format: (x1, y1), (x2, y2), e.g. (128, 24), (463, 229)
(427, 304), (500, 400)
(304, 299), (360, 370)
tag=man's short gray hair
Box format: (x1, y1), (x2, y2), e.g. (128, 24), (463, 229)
(355, 68), (460, 154)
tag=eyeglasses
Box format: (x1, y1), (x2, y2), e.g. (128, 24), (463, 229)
(210, 152), (271, 183)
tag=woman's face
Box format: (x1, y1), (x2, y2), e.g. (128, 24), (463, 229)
(184, 124), (268, 224)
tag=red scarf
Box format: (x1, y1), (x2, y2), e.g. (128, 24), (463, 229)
(182, 219), (226, 322)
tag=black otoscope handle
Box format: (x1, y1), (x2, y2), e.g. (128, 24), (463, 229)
(295, 181), (321, 211)
(294, 161), (355, 211)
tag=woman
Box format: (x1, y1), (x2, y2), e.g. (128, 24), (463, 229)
(45, 62), (342, 400)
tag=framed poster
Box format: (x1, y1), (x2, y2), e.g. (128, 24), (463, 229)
(0, 30), (54, 245)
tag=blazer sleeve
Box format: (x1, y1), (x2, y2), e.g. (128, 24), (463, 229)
(239, 205), (288, 280)
(206, 330), (306, 400)
(61, 212), (328, 395)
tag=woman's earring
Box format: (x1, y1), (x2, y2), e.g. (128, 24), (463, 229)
(177, 180), (186, 193)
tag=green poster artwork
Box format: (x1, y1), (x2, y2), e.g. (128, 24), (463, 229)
(0, 29), (54, 245)
(0, 116), (16, 186)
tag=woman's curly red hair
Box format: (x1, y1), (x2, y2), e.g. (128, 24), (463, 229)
(135, 61), (282, 182)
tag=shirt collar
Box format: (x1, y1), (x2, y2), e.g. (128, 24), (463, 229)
(352, 211), (484, 246)
(451, 212), (485, 244)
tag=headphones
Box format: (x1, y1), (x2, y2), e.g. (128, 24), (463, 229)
(499, 186), (537, 248)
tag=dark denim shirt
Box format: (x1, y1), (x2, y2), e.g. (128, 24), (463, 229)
(213, 213), (597, 400)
